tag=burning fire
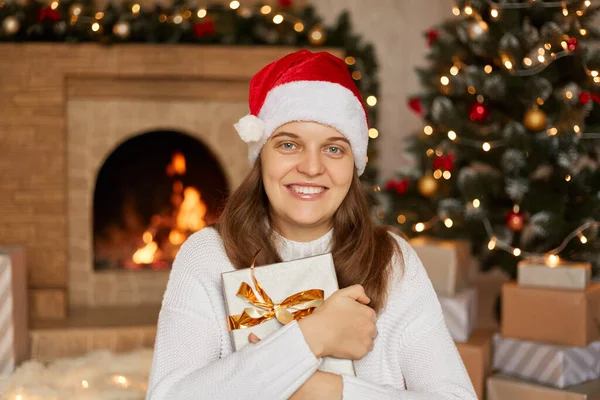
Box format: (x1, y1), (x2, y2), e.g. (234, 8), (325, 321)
(129, 151), (207, 268)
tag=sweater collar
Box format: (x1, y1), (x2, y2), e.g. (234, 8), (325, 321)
(272, 228), (333, 262)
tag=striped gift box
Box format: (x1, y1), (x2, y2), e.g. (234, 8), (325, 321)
(439, 287), (477, 343)
(0, 249), (28, 376)
(493, 334), (600, 388)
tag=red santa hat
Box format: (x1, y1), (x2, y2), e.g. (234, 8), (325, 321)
(234, 49), (370, 176)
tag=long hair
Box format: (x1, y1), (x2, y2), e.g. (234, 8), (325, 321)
(215, 158), (400, 313)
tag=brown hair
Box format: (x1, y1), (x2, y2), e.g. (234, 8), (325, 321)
(215, 158), (401, 313)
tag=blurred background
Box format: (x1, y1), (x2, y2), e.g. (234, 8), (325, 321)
(0, 0), (599, 398)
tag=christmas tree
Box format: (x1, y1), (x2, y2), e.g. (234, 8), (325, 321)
(381, 0), (600, 277)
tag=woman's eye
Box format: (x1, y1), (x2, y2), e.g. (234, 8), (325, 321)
(327, 146), (343, 154)
(281, 142), (296, 150)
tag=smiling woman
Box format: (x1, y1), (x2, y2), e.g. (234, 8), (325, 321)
(147, 50), (477, 400)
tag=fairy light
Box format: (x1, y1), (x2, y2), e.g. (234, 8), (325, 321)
(565, 174), (571, 181)
(523, 57), (533, 66)
(82, 380), (89, 388)
(448, 130), (457, 140)
(482, 142), (491, 152)
(537, 97), (544, 105)
(585, 0), (591, 6)
(368, 128), (379, 139)
(594, 77), (600, 83)
(433, 169), (443, 179)
(579, 232), (588, 243)
(562, 4), (569, 15)
(50, 0), (58, 9)
(273, 14), (284, 24)
(426, 149), (435, 157)
(366, 95), (377, 106)
(197, 8), (207, 18)
(465, 4), (473, 14)
(440, 76), (450, 85)
(91, 22), (100, 31)
(95, 11), (104, 19)
(229, 1), (240, 9)
(488, 237), (497, 250)
(547, 254), (560, 267)
(490, 8), (499, 18)
(565, 91), (573, 99)
(444, 218), (454, 228)
(472, 199), (480, 208)
(576, 9), (583, 15)
(544, 43), (552, 50)
(574, 125), (580, 133)
(397, 214), (406, 224)
(415, 222), (426, 232)
(131, 3), (140, 14)
(452, 4), (461, 15)
(468, 86), (476, 94)
(538, 55), (546, 63)
(484, 65), (493, 73)
(504, 60), (513, 70)
(443, 171), (452, 180)
(435, 150), (443, 156)
(173, 14), (183, 24)
(580, 28), (587, 36)
(345, 56), (356, 65)
(547, 127), (558, 136)
(260, 5), (272, 14)
(424, 125), (434, 135)
(450, 66), (459, 76)
(513, 248), (522, 257)
(591, 70), (599, 77)
(351, 71), (361, 80)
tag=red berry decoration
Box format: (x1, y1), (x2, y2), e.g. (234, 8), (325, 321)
(433, 154), (455, 172)
(506, 209), (526, 232)
(567, 37), (578, 51)
(579, 91), (600, 105)
(39, 7), (61, 22)
(384, 178), (410, 195)
(194, 19), (216, 38)
(469, 102), (490, 122)
(408, 97), (423, 115)
(426, 29), (440, 47)
(278, 0), (293, 6)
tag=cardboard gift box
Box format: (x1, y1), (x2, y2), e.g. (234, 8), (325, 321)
(502, 282), (600, 347)
(518, 259), (591, 290)
(410, 237), (471, 296)
(472, 268), (510, 330)
(493, 334), (600, 388)
(222, 252), (355, 376)
(439, 287), (477, 343)
(487, 374), (600, 400)
(456, 329), (493, 400)
(0, 248), (29, 376)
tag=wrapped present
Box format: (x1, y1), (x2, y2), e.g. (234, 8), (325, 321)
(410, 237), (471, 296)
(493, 334), (600, 388)
(472, 267), (510, 330)
(487, 374), (600, 400)
(502, 282), (600, 347)
(518, 258), (591, 290)
(0, 248), (29, 376)
(439, 287), (477, 343)
(222, 252), (355, 376)
(456, 329), (493, 400)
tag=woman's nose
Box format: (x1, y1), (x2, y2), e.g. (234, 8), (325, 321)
(297, 150), (324, 177)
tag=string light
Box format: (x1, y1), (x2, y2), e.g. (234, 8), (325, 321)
(523, 57), (533, 66)
(131, 3), (140, 14)
(444, 218), (454, 228)
(368, 128), (379, 139)
(464, 4), (473, 14)
(344, 56), (356, 65)
(482, 142), (491, 152)
(260, 5), (272, 14)
(562, 4), (569, 15)
(366, 95), (377, 106)
(415, 222), (426, 232)
(574, 125), (581, 133)
(91, 22), (100, 31)
(547, 127), (558, 136)
(484, 65), (493, 74)
(397, 214), (406, 224)
(513, 248), (522, 256)
(472, 199), (480, 208)
(452, 4), (461, 15)
(229, 1), (240, 10)
(440, 76), (450, 85)
(580, 28), (587, 36)
(490, 7), (499, 18)
(579, 232), (588, 243)
(585, 0), (591, 6)
(424, 125), (433, 135)
(488, 237), (497, 250)
(448, 130), (457, 140)
(82, 380), (89, 388)
(504, 60), (513, 70)
(273, 14), (284, 24)
(433, 169), (443, 179)
(426, 148), (435, 157)
(547, 254), (560, 267)
(443, 171), (452, 179)
(450, 66), (459, 75)
(50, 0), (58, 9)
(565, 174), (571, 181)
(197, 8), (207, 18)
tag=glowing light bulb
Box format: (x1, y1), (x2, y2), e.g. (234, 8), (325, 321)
(424, 125), (433, 135)
(472, 199), (480, 208)
(488, 237), (497, 250)
(482, 142), (491, 152)
(484, 65), (493, 74)
(197, 8), (207, 18)
(440, 76), (450, 85)
(565, 175), (572, 181)
(513, 248), (522, 257)
(444, 218), (453, 228)
(415, 223), (425, 232)
(229, 1), (240, 10)
(397, 215), (406, 224)
(82, 380), (89, 388)
(261, 5), (272, 14)
(452, 5), (460, 16)
(448, 130), (457, 140)
(368, 128), (379, 139)
(504, 60), (513, 69)
(443, 170), (452, 180)
(433, 169), (443, 179)
(579, 232), (588, 244)
(273, 14), (284, 24)
(366, 95), (377, 106)
(450, 66), (459, 75)
(523, 57), (532, 66)
(490, 8), (498, 18)
(465, 5), (473, 15)
(547, 127), (558, 136)
(547, 254), (560, 267)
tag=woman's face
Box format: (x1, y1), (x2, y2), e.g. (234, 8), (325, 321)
(260, 121), (355, 239)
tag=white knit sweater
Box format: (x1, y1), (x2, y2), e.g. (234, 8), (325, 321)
(147, 227), (477, 399)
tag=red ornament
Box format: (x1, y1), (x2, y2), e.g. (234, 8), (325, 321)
(384, 178), (410, 195)
(579, 91), (600, 105)
(193, 19), (216, 38)
(433, 153), (455, 172)
(469, 102), (490, 122)
(567, 37), (578, 51)
(38, 7), (60, 22)
(278, 0), (293, 7)
(408, 97), (423, 115)
(426, 29), (439, 47)
(506, 209), (526, 232)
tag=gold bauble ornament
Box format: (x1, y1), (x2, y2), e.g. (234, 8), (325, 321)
(418, 174), (439, 198)
(112, 21), (130, 39)
(467, 18), (488, 40)
(308, 24), (326, 46)
(523, 105), (547, 132)
(69, 3), (83, 17)
(2, 16), (20, 36)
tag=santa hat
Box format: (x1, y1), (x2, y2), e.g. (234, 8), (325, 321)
(234, 49), (370, 176)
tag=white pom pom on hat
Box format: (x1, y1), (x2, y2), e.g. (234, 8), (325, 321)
(233, 49), (370, 176)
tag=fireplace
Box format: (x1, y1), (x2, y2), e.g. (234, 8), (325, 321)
(93, 130), (228, 272)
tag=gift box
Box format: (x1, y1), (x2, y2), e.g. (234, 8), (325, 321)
(472, 267), (510, 330)
(456, 329), (493, 400)
(410, 237), (471, 296)
(487, 374), (600, 400)
(0, 248), (29, 376)
(493, 334), (600, 388)
(439, 287), (477, 343)
(502, 282), (600, 347)
(221, 252), (355, 376)
(518, 259), (592, 290)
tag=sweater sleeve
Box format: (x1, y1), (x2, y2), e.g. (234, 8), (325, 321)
(341, 235), (478, 400)
(146, 232), (320, 400)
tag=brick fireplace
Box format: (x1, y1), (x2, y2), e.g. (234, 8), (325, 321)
(1, 44), (342, 321)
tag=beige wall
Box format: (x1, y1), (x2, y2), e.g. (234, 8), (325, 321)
(311, 1), (452, 180)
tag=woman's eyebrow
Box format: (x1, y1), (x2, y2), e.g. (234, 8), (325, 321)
(271, 132), (300, 140)
(328, 137), (351, 145)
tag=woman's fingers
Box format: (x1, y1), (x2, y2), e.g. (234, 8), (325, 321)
(248, 333), (261, 344)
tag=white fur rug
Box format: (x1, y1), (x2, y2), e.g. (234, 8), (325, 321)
(0, 349), (153, 399)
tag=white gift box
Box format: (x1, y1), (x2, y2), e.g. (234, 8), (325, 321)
(517, 259), (592, 290)
(493, 334), (600, 388)
(221, 253), (355, 376)
(439, 287), (477, 343)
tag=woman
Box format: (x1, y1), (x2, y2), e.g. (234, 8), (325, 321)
(147, 50), (477, 399)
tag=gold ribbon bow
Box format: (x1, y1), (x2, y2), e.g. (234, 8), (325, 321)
(227, 250), (324, 330)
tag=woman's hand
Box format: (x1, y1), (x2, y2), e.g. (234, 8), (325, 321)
(298, 284), (377, 360)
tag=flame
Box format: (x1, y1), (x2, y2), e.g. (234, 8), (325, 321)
(167, 152), (186, 176)
(169, 230), (186, 245)
(177, 187), (206, 231)
(133, 231), (158, 264)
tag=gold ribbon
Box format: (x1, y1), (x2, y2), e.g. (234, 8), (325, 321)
(227, 250), (324, 330)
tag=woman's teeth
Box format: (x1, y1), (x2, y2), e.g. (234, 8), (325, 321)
(291, 186), (325, 194)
